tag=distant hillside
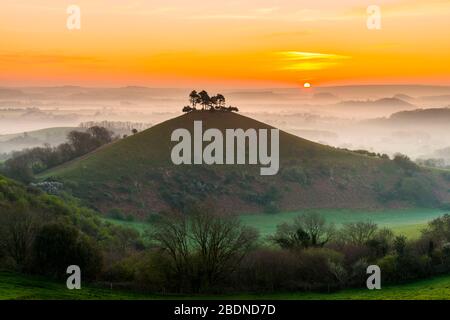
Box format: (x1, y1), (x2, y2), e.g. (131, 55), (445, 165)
(390, 108), (450, 123)
(40, 111), (450, 218)
(0, 127), (82, 154)
(366, 108), (450, 126)
(336, 97), (415, 109)
(393, 94), (416, 103)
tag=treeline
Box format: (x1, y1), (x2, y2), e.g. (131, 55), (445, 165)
(0, 126), (115, 183)
(130, 208), (450, 294)
(0, 175), (143, 281)
(79, 121), (151, 132)
(2, 191), (450, 294)
(182, 90), (239, 113)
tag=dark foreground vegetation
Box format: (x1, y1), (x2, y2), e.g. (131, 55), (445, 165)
(2, 173), (450, 296)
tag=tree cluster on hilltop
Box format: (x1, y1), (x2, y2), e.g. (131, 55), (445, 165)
(182, 90), (239, 113)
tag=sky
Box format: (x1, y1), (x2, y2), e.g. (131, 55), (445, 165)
(1, 0), (450, 88)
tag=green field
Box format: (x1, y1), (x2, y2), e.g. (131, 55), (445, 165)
(240, 208), (447, 239)
(105, 208), (447, 240)
(3, 271), (450, 300)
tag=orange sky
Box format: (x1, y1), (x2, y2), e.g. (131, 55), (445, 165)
(1, 0), (450, 88)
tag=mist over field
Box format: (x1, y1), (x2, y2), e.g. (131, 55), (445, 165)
(1, 85), (449, 164)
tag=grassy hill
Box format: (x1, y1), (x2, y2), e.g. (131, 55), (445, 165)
(40, 111), (450, 218)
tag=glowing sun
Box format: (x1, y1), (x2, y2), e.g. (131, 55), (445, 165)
(303, 82), (311, 88)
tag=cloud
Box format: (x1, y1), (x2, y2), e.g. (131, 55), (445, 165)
(187, 14), (262, 20)
(0, 53), (103, 65)
(254, 7), (279, 14)
(278, 51), (350, 71)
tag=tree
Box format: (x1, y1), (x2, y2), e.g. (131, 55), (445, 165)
(0, 207), (40, 269)
(150, 205), (258, 292)
(393, 153), (418, 173)
(182, 106), (193, 113)
(271, 212), (335, 249)
(2, 154), (34, 183)
(422, 214), (450, 245)
(189, 207), (258, 289)
(189, 90), (200, 109)
(88, 126), (114, 145)
(340, 221), (378, 245)
(33, 223), (102, 279)
(394, 235), (407, 256)
(67, 131), (95, 156)
(215, 94), (225, 108)
(198, 90), (211, 110)
(209, 95), (218, 110)
(132, 128), (138, 135)
(150, 212), (191, 291)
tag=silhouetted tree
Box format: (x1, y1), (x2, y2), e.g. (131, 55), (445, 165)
(182, 106), (193, 113)
(33, 223), (102, 279)
(198, 90), (211, 110)
(88, 126), (114, 145)
(215, 94), (225, 108)
(189, 90), (200, 109)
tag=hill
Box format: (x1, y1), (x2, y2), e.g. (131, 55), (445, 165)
(0, 127), (82, 155)
(40, 111), (450, 218)
(335, 97), (415, 109)
(365, 107), (450, 128)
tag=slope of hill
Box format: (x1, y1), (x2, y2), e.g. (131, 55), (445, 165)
(40, 111), (450, 218)
(335, 97), (415, 109)
(0, 174), (79, 219)
(365, 107), (450, 127)
(0, 127), (82, 155)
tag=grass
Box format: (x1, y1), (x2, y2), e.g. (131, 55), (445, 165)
(0, 272), (149, 300)
(3, 271), (450, 300)
(232, 275), (450, 300)
(104, 208), (447, 240)
(241, 208), (446, 239)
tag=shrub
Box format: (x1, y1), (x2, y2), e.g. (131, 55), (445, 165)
(393, 153), (419, 174)
(32, 223), (103, 279)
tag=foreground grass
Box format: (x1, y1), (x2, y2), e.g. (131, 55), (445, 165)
(0, 272), (150, 300)
(3, 271), (450, 300)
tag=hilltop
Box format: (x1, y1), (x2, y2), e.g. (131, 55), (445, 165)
(40, 111), (450, 218)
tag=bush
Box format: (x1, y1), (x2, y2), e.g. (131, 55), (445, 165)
(296, 248), (346, 291)
(32, 223), (103, 279)
(234, 249), (300, 292)
(393, 153), (419, 174)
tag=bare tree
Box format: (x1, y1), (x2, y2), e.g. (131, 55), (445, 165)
(340, 221), (378, 245)
(271, 212), (335, 249)
(150, 212), (191, 290)
(150, 205), (258, 292)
(189, 206), (259, 288)
(0, 207), (40, 269)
